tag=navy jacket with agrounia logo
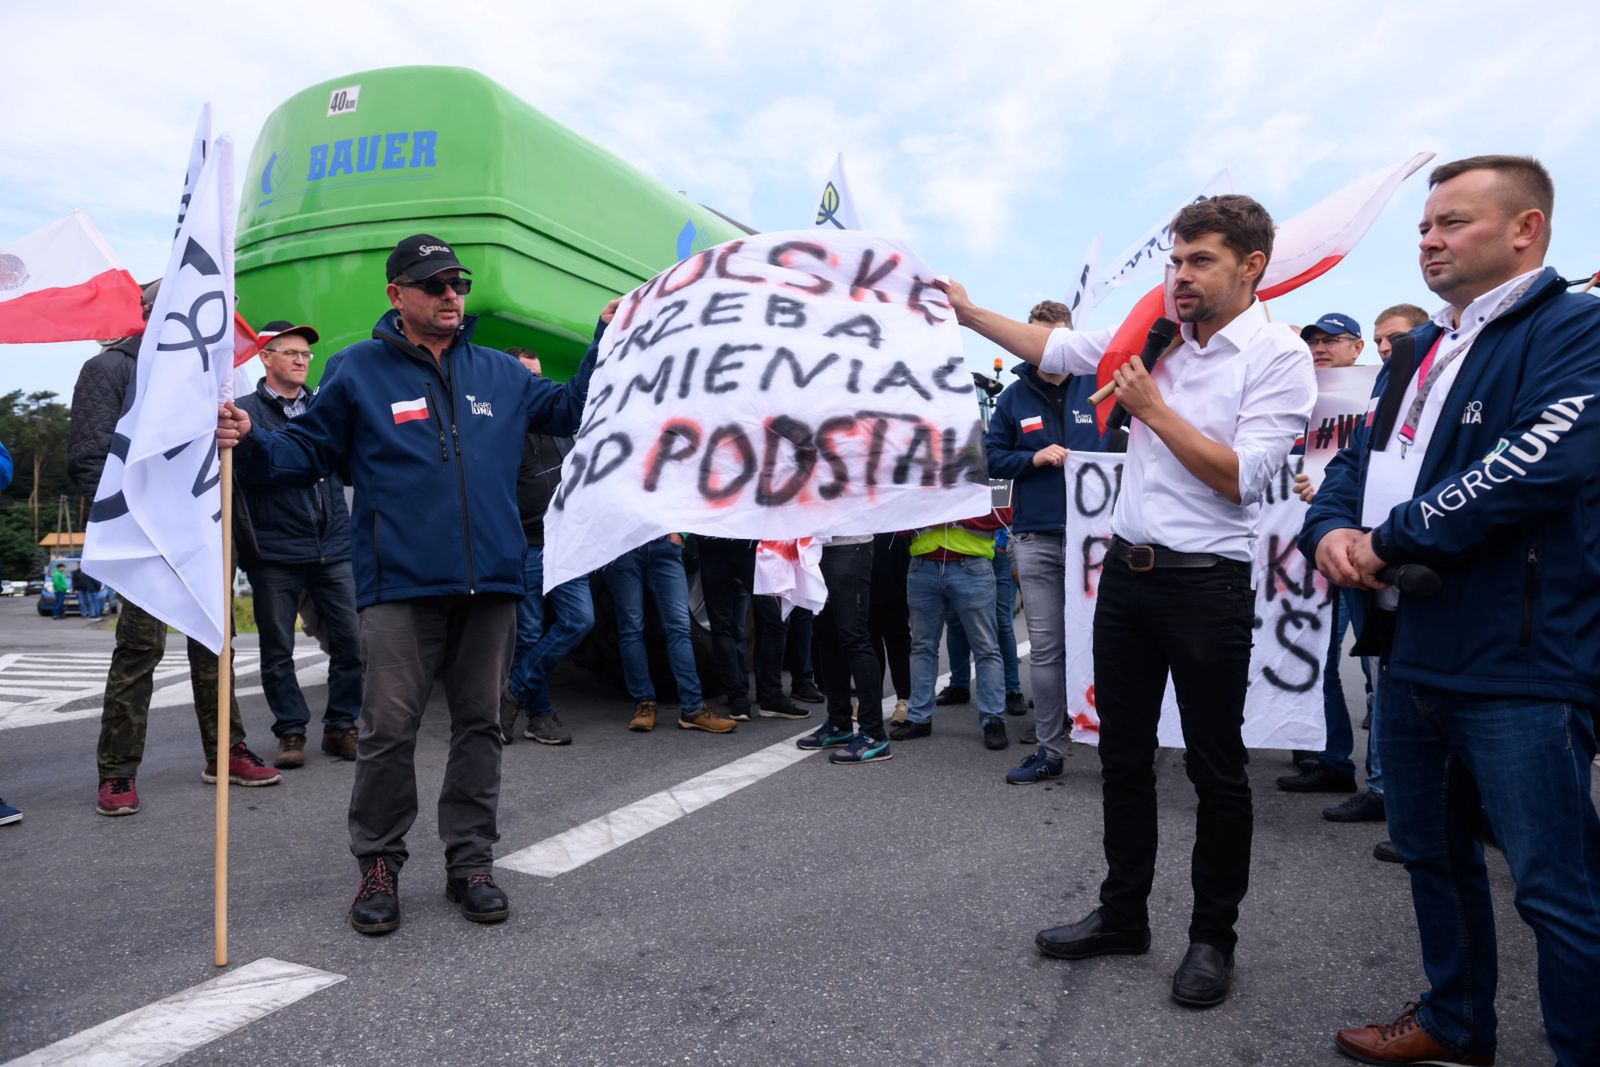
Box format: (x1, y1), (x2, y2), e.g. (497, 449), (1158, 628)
(1300, 268), (1600, 705)
(237, 310), (601, 609)
(983, 362), (1103, 533)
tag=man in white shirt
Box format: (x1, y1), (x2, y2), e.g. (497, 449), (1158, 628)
(1306, 155), (1600, 1067)
(937, 194), (1315, 1008)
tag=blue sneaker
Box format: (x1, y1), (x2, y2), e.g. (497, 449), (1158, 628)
(796, 723), (854, 750)
(1006, 748), (1064, 785)
(828, 734), (892, 765)
(0, 797), (21, 826)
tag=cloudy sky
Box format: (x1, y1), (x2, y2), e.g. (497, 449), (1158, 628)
(4, 1), (1598, 399)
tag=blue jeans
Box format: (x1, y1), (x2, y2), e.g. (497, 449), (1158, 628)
(509, 546), (595, 717)
(51, 587), (66, 619)
(81, 590), (102, 618)
(602, 538), (702, 712)
(945, 548), (1021, 693)
(907, 556), (1002, 723)
(1362, 656), (1385, 796)
(247, 559), (363, 737)
(1382, 677), (1600, 1063)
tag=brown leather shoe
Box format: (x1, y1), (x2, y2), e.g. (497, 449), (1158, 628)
(274, 734), (306, 769)
(321, 727), (359, 761)
(677, 707), (737, 733)
(628, 700), (657, 732)
(1334, 1003), (1494, 1064)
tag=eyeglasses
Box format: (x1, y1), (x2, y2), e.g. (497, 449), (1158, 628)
(397, 276), (472, 297)
(262, 348), (312, 363)
(1307, 334), (1357, 345)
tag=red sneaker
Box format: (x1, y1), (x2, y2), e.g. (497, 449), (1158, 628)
(96, 777), (141, 816)
(203, 742), (283, 787)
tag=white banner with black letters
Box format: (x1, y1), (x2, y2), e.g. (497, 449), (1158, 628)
(83, 135), (236, 653)
(543, 230), (992, 590)
(1061, 451), (1329, 749)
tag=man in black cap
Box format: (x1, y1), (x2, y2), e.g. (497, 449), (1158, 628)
(220, 234), (612, 934)
(233, 320), (363, 770)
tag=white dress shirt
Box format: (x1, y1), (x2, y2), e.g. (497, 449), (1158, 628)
(1042, 300), (1316, 562)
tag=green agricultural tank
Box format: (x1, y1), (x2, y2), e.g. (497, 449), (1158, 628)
(236, 65), (750, 384)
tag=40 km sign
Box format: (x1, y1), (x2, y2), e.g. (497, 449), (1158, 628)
(1062, 451), (1330, 750)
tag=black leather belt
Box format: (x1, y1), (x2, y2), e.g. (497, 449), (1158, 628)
(1109, 536), (1229, 572)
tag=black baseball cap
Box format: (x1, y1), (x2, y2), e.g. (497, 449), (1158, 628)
(386, 234), (471, 282)
(257, 320), (320, 346)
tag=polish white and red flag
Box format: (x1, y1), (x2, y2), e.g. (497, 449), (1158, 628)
(0, 211), (146, 343)
(391, 397), (429, 424)
(1090, 150), (1435, 430)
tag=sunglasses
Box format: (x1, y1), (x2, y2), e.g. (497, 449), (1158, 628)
(398, 276), (472, 297)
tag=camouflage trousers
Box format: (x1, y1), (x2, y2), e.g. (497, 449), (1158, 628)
(96, 599), (245, 779)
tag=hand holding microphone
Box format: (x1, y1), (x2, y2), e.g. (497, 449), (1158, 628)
(1090, 317), (1179, 407)
(1097, 318), (1180, 435)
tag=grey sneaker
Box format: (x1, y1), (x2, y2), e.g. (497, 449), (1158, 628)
(524, 713), (573, 745)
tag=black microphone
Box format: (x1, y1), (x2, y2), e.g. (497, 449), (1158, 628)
(1375, 563), (1440, 597)
(1103, 317), (1179, 436)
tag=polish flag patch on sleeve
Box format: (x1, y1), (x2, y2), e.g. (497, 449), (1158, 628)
(1020, 416), (1044, 434)
(391, 397), (429, 424)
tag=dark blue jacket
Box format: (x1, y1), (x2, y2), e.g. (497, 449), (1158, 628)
(234, 378), (352, 566)
(238, 310), (600, 608)
(984, 363), (1101, 532)
(1300, 268), (1600, 705)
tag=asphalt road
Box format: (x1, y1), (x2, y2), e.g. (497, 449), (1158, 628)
(0, 594), (1577, 1066)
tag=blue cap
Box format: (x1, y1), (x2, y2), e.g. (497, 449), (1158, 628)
(1301, 313), (1362, 340)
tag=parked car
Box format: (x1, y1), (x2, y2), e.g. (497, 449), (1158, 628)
(36, 558), (119, 617)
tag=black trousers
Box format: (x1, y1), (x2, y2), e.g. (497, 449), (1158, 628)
(698, 538), (787, 703)
(869, 599), (911, 701)
(1092, 555), (1254, 952)
(814, 543), (883, 736)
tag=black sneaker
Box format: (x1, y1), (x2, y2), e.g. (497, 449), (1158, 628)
(1004, 691), (1027, 716)
(524, 713), (573, 745)
(758, 695), (810, 719)
(935, 685), (970, 706)
(1322, 791), (1384, 822)
(982, 718), (1009, 750)
(790, 682), (825, 704)
(1373, 840), (1403, 864)
(889, 720), (931, 741)
(1276, 764), (1357, 793)
(350, 857), (400, 935)
(727, 698), (755, 723)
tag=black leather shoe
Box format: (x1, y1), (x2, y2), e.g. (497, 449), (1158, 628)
(1004, 691), (1027, 716)
(934, 685), (970, 706)
(1373, 839), (1403, 864)
(1322, 791), (1385, 822)
(889, 720), (932, 741)
(445, 873), (509, 923)
(982, 718), (1009, 750)
(350, 857), (400, 935)
(1170, 943), (1233, 1008)
(1276, 764), (1357, 793)
(1035, 910), (1150, 960)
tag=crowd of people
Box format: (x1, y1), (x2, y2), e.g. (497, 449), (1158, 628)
(20, 152), (1598, 1066)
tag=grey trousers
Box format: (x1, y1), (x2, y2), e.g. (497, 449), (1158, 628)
(349, 596), (515, 876)
(1013, 532), (1069, 759)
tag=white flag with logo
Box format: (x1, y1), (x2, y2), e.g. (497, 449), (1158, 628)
(812, 153), (863, 231)
(1089, 169), (1234, 310)
(1064, 233), (1100, 325)
(83, 133), (237, 653)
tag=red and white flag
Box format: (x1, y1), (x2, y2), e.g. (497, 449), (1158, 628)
(0, 211), (145, 343)
(1090, 150), (1435, 430)
(391, 397), (429, 424)
(1020, 416), (1044, 434)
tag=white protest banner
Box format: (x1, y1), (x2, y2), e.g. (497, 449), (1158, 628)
(542, 230), (992, 590)
(83, 136), (236, 653)
(812, 153), (862, 230)
(1304, 365), (1381, 482)
(1062, 451), (1328, 749)
(1088, 169), (1234, 310)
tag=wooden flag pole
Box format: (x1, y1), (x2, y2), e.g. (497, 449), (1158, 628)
(215, 446), (233, 968)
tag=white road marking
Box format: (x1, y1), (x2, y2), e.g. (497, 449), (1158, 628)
(0, 651), (323, 731)
(501, 640), (1031, 878)
(2, 957), (345, 1067)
